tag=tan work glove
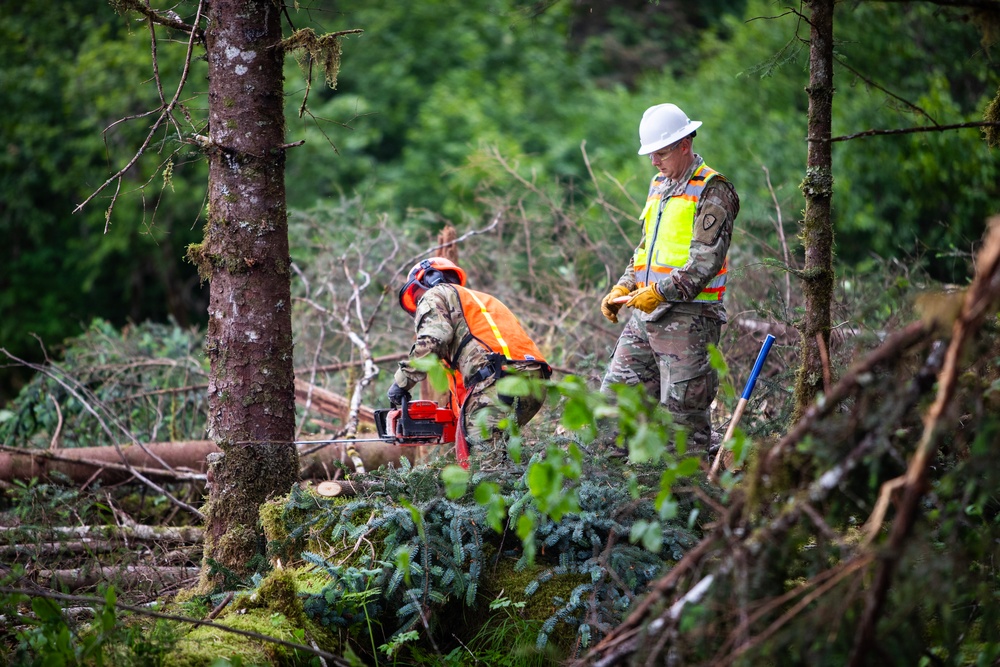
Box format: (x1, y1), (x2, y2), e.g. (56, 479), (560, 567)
(600, 284), (632, 323)
(626, 283), (667, 314)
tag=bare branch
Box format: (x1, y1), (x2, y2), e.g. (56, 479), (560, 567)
(0, 349), (205, 519)
(868, 0), (1000, 9)
(829, 120), (1000, 142)
(115, 0), (205, 41)
(392, 212), (503, 286)
(75, 0), (206, 220)
(834, 54), (939, 125)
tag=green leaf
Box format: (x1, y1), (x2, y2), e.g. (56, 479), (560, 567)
(561, 399), (594, 430)
(674, 456), (701, 476)
(441, 464), (469, 499)
(496, 374), (531, 397)
(410, 354), (452, 392)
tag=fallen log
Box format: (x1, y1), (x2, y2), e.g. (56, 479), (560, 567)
(33, 565), (200, 593)
(294, 379), (376, 425)
(0, 523), (204, 545)
(0, 540), (119, 558)
(0, 440), (413, 485)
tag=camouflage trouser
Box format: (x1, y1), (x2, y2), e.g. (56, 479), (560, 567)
(462, 370), (547, 467)
(600, 310), (721, 455)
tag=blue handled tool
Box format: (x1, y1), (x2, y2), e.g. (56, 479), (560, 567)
(710, 334), (775, 478)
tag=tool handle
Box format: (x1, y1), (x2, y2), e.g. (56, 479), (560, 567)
(710, 334), (776, 480)
(739, 334), (775, 400)
(721, 398), (748, 445)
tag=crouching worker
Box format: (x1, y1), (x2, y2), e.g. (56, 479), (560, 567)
(388, 257), (551, 467)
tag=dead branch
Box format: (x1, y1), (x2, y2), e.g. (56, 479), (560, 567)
(115, 0), (205, 39)
(297, 353), (408, 375)
(48, 393), (64, 449)
(830, 120), (1000, 143)
(340, 259), (380, 441)
(206, 592), (235, 620)
(848, 217), (1000, 667)
(834, 54), (939, 126)
(393, 212), (502, 287)
(866, 0), (1000, 9)
(761, 164), (795, 308)
(74, 0), (206, 223)
(762, 319), (932, 471)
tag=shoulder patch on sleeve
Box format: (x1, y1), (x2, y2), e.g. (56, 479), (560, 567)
(694, 202), (728, 245)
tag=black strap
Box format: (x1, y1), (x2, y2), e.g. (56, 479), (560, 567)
(450, 332), (477, 369)
(465, 352), (507, 388)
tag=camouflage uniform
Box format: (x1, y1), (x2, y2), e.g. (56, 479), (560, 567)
(393, 285), (548, 466)
(601, 154), (740, 454)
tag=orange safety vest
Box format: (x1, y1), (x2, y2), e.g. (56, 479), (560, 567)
(443, 285), (548, 419)
(633, 164), (728, 301)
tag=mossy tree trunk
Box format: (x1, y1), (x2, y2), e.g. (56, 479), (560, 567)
(198, 0), (299, 583)
(793, 0), (836, 420)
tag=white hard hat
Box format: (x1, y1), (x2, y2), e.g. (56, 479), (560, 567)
(637, 103), (702, 155)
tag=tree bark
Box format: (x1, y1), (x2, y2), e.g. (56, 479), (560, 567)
(196, 0), (299, 583)
(793, 0), (836, 419)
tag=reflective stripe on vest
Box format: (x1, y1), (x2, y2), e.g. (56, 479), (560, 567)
(633, 164), (728, 302)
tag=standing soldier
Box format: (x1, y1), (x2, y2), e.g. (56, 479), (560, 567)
(600, 103), (740, 455)
(389, 257), (551, 467)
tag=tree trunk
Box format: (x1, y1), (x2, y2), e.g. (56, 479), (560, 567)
(196, 0), (298, 584)
(793, 0), (836, 419)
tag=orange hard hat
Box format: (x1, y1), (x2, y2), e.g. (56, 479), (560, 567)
(398, 257), (467, 314)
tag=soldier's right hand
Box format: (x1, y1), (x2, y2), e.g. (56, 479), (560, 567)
(600, 285), (632, 323)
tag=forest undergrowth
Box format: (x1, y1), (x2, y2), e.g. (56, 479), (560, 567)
(2, 199), (998, 665)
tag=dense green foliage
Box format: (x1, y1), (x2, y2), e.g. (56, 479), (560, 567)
(273, 450), (700, 662)
(1, 4), (211, 400)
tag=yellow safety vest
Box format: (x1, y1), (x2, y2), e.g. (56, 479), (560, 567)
(633, 164), (728, 302)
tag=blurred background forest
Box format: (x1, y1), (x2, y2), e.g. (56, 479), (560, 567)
(1, 0), (997, 406)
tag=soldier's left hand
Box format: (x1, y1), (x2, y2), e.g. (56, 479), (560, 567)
(626, 284), (667, 313)
(387, 383), (410, 407)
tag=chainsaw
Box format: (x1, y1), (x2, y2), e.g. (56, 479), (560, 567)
(277, 396), (468, 470)
(374, 395), (456, 446)
(374, 395), (470, 467)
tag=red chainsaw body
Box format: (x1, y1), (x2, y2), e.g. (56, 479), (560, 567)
(374, 400), (457, 446)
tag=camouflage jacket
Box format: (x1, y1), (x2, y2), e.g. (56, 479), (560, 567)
(618, 154), (740, 323)
(392, 285), (543, 392)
